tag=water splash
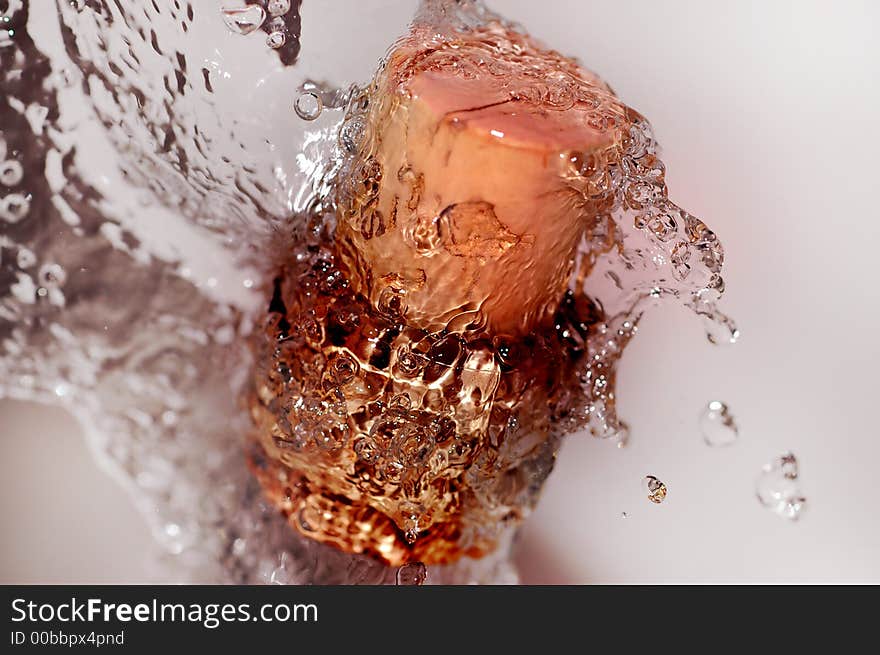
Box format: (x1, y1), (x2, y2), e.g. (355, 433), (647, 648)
(1, 0), (734, 582)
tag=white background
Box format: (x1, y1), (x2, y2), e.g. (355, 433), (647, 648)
(2, 0), (879, 583)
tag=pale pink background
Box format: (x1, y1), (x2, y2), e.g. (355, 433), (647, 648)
(2, 0), (879, 583)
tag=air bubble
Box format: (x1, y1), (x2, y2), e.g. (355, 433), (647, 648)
(699, 400), (738, 447)
(756, 452), (807, 521)
(38, 263), (67, 288)
(1, 159), (23, 186)
(396, 561), (427, 586)
(1, 193), (30, 223)
(294, 92), (323, 122)
(267, 0), (291, 17)
(643, 475), (667, 504)
(266, 30), (286, 49)
(16, 247), (36, 269)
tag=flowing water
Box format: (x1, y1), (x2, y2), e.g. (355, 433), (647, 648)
(0, 0), (736, 583)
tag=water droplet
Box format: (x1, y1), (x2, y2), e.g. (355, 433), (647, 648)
(614, 422), (629, 448)
(644, 475), (667, 504)
(221, 5), (266, 36)
(267, 0), (291, 17)
(703, 313), (740, 345)
(294, 91), (323, 121)
(699, 400), (738, 447)
(266, 29), (286, 49)
(396, 561), (427, 586)
(756, 452), (807, 521)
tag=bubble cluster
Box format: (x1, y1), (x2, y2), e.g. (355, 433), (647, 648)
(249, 243), (579, 563)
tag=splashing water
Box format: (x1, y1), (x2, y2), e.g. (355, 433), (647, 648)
(1, 0), (735, 583)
